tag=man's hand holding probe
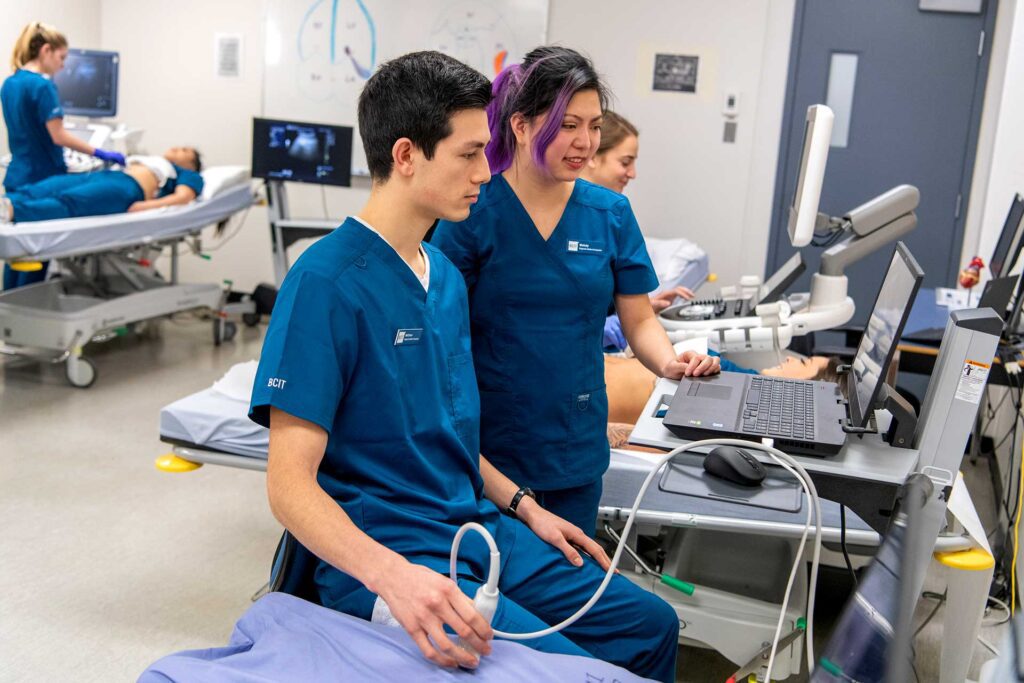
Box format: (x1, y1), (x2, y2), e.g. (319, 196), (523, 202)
(367, 556), (493, 669)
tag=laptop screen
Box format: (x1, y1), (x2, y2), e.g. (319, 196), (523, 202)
(848, 243), (924, 428)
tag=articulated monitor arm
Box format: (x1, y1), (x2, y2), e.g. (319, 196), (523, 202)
(818, 185), (920, 276)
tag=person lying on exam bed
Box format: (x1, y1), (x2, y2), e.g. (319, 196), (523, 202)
(0, 146), (204, 223)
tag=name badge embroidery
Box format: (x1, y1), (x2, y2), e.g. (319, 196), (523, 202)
(566, 240), (605, 255)
(394, 328), (424, 346)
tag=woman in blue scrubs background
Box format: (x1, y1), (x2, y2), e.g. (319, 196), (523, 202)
(2, 21), (125, 289)
(432, 46), (720, 536)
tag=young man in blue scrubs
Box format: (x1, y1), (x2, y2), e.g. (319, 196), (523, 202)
(249, 51), (680, 681)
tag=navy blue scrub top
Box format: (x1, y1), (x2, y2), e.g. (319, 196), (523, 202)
(158, 164), (204, 198)
(432, 176), (659, 490)
(250, 219), (500, 605)
(1, 69), (65, 191)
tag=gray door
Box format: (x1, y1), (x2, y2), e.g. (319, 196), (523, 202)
(767, 0), (997, 324)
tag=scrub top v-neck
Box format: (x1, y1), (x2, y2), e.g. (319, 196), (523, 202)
(250, 218), (499, 606)
(432, 175), (658, 489)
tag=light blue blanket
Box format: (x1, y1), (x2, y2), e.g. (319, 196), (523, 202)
(139, 593), (654, 682)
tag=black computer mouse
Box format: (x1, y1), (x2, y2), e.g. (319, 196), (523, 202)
(703, 446), (766, 487)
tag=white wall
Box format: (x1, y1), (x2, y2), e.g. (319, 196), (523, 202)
(963, 0), (1024, 273)
(0, 1), (102, 159)
(549, 0), (795, 284)
(92, 0), (795, 291)
(99, 0), (376, 291)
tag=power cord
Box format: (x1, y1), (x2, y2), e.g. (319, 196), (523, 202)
(840, 505), (858, 586)
(447, 438), (824, 677)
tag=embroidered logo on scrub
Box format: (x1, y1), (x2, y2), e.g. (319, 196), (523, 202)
(394, 328), (424, 346)
(268, 378), (287, 389)
(576, 392), (591, 411)
(566, 240), (605, 255)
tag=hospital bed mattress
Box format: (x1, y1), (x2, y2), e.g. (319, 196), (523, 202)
(0, 183), (254, 260)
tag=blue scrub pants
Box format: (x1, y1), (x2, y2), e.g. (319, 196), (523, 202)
(3, 171), (143, 290)
(7, 170), (144, 222)
(534, 479), (603, 537)
(333, 515), (680, 682)
(3, 260), (49, 290)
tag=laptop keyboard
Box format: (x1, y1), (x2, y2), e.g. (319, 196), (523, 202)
(741, 376), (815, 439)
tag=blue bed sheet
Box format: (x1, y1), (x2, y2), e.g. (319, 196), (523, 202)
(139, 592), (654, 682)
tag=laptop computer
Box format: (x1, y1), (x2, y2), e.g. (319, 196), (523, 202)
(660, 253), (806, 322)
(663, 242), (924, 456)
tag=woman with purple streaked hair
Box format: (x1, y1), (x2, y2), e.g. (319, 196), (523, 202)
(431, 46), (720, 545)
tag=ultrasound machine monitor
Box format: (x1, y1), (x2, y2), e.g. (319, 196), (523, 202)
(51, 49), (119, 118)
(251, 118), (353, 187)
(977, 274), (1020, 323)
(660, 252), (806, 322)
(664, 242), (923, 456)
(787, 105), (834, 247)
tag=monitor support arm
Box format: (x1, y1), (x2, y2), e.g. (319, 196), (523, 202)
(805, 185), (919, 312)
(817, 185), (920, 277)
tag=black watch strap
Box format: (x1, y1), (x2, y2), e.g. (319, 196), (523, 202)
(506, 486), (536, 519)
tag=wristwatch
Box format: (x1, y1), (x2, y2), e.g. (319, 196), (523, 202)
(506, 486), (536, 519)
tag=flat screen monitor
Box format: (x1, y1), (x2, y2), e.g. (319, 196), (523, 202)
(977, 274), (1019, 323)
(787, 104), (834, 247)
(989, 193), (1024, 279)
(848, 242), (924, 428)
(251, 117), (353, 187)
(52, 49), (118, 118)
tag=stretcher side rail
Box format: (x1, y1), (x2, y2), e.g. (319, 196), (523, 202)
(0, 185), (259, 386)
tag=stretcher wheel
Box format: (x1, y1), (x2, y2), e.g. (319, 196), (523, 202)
(213, 319), (238, 346)
(65, 356), (96, 388)
(242, 312), (261, 327)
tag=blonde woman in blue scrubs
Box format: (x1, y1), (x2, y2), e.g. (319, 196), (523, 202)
(2, 22), (125, 288)
(432, 46), (720, 537)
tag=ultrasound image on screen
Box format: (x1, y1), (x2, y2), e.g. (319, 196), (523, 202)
(251, 118), (352, 187)
(52, 50), (118, 117)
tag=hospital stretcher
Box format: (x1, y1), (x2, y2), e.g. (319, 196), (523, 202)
(155, 362), (981, 679)
(0, 174), (257, 387)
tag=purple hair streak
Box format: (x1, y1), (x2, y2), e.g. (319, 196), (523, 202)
(485, 47), (608, 176)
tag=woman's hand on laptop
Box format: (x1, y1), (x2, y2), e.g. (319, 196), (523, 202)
(661, 350), (720, 379)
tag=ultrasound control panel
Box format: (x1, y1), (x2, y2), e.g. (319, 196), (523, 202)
(660, 297), (746, 321)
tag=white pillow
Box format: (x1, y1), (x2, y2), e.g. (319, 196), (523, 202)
(200, 165), (250, 200)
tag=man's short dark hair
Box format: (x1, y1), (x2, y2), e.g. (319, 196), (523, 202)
(358, 51), (491, 181)
(191, 148), (203, 172)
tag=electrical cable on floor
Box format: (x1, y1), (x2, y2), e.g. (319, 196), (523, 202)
(977, 635), (1000, 657)
(1012, 431), (1024, 615)
(913, 590), (947, 638)
(1000, 372), (1023, 521)
(839, 504), (858, 586)
(984, 595), (1011, 627)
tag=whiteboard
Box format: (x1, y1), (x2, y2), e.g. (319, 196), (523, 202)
(263, 0), (549, 176)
